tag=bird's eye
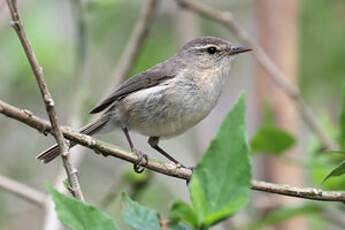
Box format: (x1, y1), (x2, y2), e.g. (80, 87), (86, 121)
(207, 46), (217, 54)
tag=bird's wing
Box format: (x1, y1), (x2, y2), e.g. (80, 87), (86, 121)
(89, 70), (175, 114)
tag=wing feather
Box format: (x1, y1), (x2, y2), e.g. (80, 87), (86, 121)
(89, 70), (174, 114)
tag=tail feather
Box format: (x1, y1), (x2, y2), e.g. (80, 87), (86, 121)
(36, 115), (110, 163)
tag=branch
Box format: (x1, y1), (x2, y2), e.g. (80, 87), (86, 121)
(1, 100), (344, 202)
(5, 0), (84, 201)
(42, 1), (89, 230)
(175, 0), (336, 150)
(250, 181), (344, 202)
(0, 174), (47, 208)
(111, 0), (160, 86)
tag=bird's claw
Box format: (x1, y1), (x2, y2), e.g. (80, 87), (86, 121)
(132, 148), (148, 174)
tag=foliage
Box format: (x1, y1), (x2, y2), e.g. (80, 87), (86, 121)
(189, 93), (251, 228)
(322, 160), (345, 183)
(250, 125), (296, 155)
(121, 194), (192, 230)
(170, 201), (198, 228)
(47, 184), (118, 230)
(320, 93), (345, 183)
(310, 152), (345, 190)
(251, 102), (296, 155)
(121, 192), (162, 230)
(2, 0), (345, 229)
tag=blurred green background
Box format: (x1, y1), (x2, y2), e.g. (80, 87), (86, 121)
(0, 0), (344, 229)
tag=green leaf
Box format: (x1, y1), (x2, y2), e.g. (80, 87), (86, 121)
(47, 184), (117, 230)
(121, 192), (162, 230)
(189, 92), (252, 227)
(309, 152), (345, 190)
(170, 201), (198, 227)
(322, 159), (345, 183)
(251, 125), (296, 154)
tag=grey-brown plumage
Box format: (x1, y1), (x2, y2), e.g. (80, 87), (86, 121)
(90, 72), (175, 114)
(37, 36), (251, 171)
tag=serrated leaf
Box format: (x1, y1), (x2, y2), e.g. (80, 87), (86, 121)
(189, 93), (251, 227)
(250, 125), (296, 154)
(47, 184), (117, 230)
(322, 159), (345, 183)
(121, 192), (162, 230)
(169, 201), (198, 227)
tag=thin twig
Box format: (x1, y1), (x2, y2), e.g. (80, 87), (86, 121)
(174, 0), (336, 150)
(5, 0), (84, 201)
(250, 181), (344, 202)
(1, 100), (344, 202)
(110, 0), (160, 87)
(43, 1), (89, 230)
(0, 174), (47, 208)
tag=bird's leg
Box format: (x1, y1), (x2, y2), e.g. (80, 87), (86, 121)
(121, 127), (148, 173)
(148, 136), (188, 169)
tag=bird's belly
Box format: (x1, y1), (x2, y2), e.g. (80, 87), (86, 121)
(132, 104), (212, 138)
(119, 84), (218, 138)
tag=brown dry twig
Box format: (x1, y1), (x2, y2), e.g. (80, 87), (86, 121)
(1, 100), (344, 203)
(5, 0), (84, 201)
(175, 0), (336, 150)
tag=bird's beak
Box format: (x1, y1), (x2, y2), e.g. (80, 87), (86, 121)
(230, 46), (252, 55)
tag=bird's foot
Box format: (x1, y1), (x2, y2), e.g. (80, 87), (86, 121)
(132, 148), (148, 174)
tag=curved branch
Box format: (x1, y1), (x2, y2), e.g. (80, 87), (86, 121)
(1, 100), (344, 202)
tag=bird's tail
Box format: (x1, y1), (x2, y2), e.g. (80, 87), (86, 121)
(36, 115), (111, 163)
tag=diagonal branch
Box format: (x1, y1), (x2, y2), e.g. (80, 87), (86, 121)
(5, 0), (84, 201)
(0, 174), (47, 208)
(42, 1), (89, 230)
(174, 0), (336, 150)
(111, 0), (160, 87)
(1, 100), (344, 202)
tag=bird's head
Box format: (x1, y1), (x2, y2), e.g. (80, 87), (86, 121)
(177, 36), (252, 70)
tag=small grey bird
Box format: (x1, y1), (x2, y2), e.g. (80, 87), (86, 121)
(37, 36), (251, 172)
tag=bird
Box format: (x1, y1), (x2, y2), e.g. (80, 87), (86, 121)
(37, 36), (252, 173)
